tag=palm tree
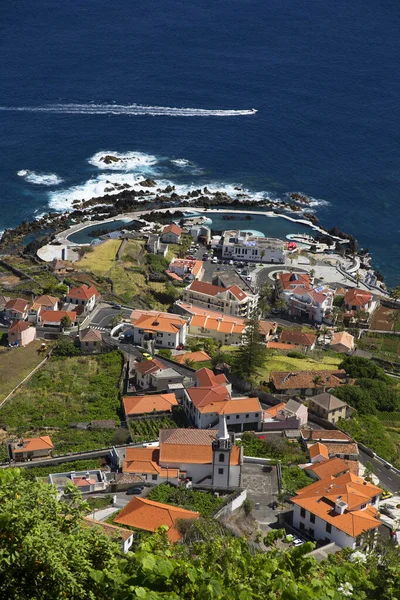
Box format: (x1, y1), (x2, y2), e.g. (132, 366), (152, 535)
(275, 298), (287, 314)
(355, 272), (362, 286)
(318, 326), (330, 344)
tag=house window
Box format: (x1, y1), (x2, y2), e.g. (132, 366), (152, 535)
(360, 503), (366, 509)
(157, 333), (163, 337)
(255, 413), (259, 417)
(309, 528), (314, 537)
(236, 415), (240, 419)
(299, 522), (305, 531)
(326, 523), (332, 533)
(218, 468), (224, 475)
(245, 414), (249, 418)
(226, 416), (230, 420)
(300, 508), (306, 519)
(152, 475), (157, 481)
(219, 453), (225, 462)
(310, 514), (315, 524)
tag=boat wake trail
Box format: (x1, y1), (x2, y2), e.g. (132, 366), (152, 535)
(0, 103), (258, 117)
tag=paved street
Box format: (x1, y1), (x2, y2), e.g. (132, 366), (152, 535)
(89, 304), (133, 329)
(358, 450), (400, 493)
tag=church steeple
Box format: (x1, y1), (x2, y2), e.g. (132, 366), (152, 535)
(212, 415), (232, 487)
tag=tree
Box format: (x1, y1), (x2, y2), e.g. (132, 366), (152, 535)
(318, 326), (330, 344)
(274, 298), (287, 314)
(339, 355), (387, 381)
(232, 310), (267, 379)
(60, 315), (72, 329)
(364, 461), (374, 480)
(390, 286), (400, 301)
(312, 375), (324, 391)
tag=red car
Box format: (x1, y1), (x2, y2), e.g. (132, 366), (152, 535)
(176, 344), (184, 350)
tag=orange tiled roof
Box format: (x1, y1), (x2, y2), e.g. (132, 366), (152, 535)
(133, 312), (187, 334)
(66, 284), (99, 301)
(195, 367), (228, 387)
(123, 393), (178, 416)
(292, 472), (382, 537)
(270, 369), (348, 391)
(228, 285), (247, 301)
(280, 330), (317, 347)
(5, 298), (29, 313)
(113, 497), (199, 542)
(79, 328), (102, 342)
(174, 350), (211, 364)
(267, 342), (298, 350)
(187, 387), (260, 415)
(159, 428), (241, 466)
(166, 271), (183, 281)
(123, 447), (179, 477)
(188, 280), (226, 297)
(263, 403), (287, 418)
(305, 457), (352, 480)
(258, 320), (277, 337)
(40, 310), (77, 324)
(309, 442), (329, 460)
(12, 435), (53, 453)
(169, 259), (203, 277)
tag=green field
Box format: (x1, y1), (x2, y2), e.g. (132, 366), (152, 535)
(0, 340), (52, 400)
(77, 239), (121, 275)
(0, 351), (126, 455)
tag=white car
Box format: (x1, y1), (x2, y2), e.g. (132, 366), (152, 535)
(212, 257), (218, 264)
(291, 536), (305, 546)
(228, 260), (234, 265)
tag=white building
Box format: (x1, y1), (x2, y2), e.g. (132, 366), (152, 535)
(222, 230), (285, 264)
(275, 273), (333, 323)
(130, 311), (188, 350)
(292, 472), (382, 549)
(161, 223), (183, 243)
(120, 419), (242, 488)
(183, 367), (262, 432)
(181, 280), (258, 318)
(134, 358), (185, 391)
(65, 284), (99, 313)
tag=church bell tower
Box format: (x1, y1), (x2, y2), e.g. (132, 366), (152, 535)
(212, 415), (232, 488)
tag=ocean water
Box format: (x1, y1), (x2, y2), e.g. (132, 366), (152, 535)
(0, 0), (399, 284)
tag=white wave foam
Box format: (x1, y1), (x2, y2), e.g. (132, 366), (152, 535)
(48, 173), (161, 211)
(17, 169), (63, 186)
(0, 103), (258, 117)
(88, 151), (158, 171)
(171, 158), (193, 168)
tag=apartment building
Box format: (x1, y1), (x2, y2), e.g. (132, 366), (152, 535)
(222, 230), (285, 264)
(181, 280), (258, 318)
(130, 311), (188, 349)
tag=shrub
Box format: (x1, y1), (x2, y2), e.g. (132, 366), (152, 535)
(157, 349), (172, 359)
(243, 498), (254, 516)
(287, 351), (307, 359)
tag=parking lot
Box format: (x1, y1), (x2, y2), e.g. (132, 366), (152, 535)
(241, 462), (279, 526)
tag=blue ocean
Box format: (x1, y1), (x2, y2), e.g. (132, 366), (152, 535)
(0, 0), (399, 285)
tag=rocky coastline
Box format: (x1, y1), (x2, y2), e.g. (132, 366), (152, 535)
(0, 176), (373, 280)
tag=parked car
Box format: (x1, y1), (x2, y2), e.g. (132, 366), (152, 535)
(228, 260), (234, 265)
(112, 303), (122, 309)
(176, 344), (184, 350)
(291, 536), (305, 546)
(212, 257), (218, 264)
(126, 487), (143, 495)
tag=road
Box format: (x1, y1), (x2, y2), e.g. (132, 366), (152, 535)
(358, 449), (400, 493)
(89, 304), (133, 329)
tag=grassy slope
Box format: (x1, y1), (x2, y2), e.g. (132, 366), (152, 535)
(0, 340), (51, 400)
(0, 351), (124, 454)
(77, 239), (121, 275)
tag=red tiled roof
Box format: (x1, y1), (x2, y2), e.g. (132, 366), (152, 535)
(280, 330), (317, 347)
(344, 288), (372, 307)
(263, 403), (287, 418)
(301, 430), (353, 442)
(79, 328), (102, 342)
(133, 312), (187, 334)
(34, 295), (58, 307)
(134, 358), (167, 375)
(159, 428), (241, 466)
(278, 272), (311, 290)
(188, 280), (225, 297)
(66, 284), (99, 301)
(228, 285), (247, 301)
(305, 457), (353, 480)
(8, 320), (31, 333)
(5, 298), (29, 313)
(162, 223), (182, 236)
(270, 369), (349, 391)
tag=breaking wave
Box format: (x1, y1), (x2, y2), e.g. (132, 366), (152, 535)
(89, 151), (158, 171)
(0, 103), (258, 117)
(17, 169), (63, 186)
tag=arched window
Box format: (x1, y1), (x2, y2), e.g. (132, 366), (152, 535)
(219, 453), (225, 463)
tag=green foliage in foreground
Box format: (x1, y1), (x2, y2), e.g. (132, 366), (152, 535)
(282, 466), (312, 495)
(2, 469), (400, 599)
(147, 484), (224, 517)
